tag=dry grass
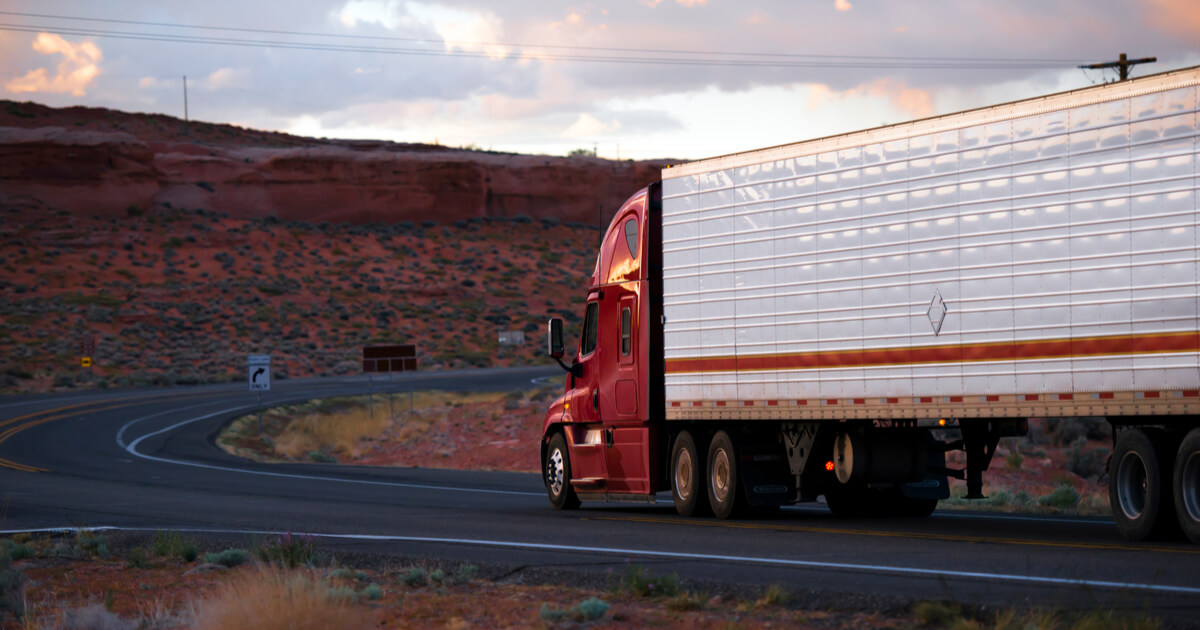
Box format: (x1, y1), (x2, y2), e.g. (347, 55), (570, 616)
(190, 567), (375, 630)
(273, 406), (391, 459)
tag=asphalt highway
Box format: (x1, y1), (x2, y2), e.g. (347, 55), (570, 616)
(1, 368), (1198, 619)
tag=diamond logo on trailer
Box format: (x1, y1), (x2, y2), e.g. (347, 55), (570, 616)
(927, 289), (948, 335)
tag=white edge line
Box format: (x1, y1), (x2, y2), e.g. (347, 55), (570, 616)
(118, 401), (542, 498)
(2, 525), (1197, 596)
(782, 505), (1111, 526)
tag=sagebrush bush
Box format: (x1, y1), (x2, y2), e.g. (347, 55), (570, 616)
(539, 597), (610, 622)
(256, 533), (316, 568)
(617, 565), (680, 598)
(205, 549), (252, 568)
(1039, 485), (1081, 509)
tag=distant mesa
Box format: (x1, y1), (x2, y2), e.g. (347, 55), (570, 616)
(0, 99), (671, 226)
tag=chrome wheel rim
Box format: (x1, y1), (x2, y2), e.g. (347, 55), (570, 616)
(1117, 451), (1148, 520)
(547, 448), (565, 497)
(1183, 450), (1200, 523)
(711, 447), (731, 504)
(675, 447), (694, 500)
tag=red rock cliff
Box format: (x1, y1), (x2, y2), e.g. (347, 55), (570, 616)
(0, 100), (672, 225)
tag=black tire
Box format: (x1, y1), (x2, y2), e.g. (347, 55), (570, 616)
(1173, 428), (1200, 543)
(671, 430), (709, 517)
(707, 430), (749, 519)
(1110, 428), (1177, 541)
(545, 433), (580, 510)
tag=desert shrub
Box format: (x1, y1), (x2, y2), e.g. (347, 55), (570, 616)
(400, 567), (427, 587)
(0, 540), (33, 561)
(1067, 438), (1110, 480)
(1005, 450), (1024, 470)
(152, 531), (198, 562)
(308, 451), (337, 464)
(756, 584), (790, 607)
(1051, 418), (1088, 446)
(539, 597), (610, 622)
(125, 547), (149, 569)
(913, 600), (963, 626)
(0, 546), (27, 622)
(617, 565), (679, 598)
(256, 532), (316, 568)
(191, 567), (375, 630)
(665, 592), (706, 612)
(359, 584), (382, 601)
(75, 529), (108, 557)
(326, 586), (358, 604)
(205, 549), (252, 568)
(452, 564), (478, 584)
(1039, 485), (1081, 509)
(429, 568), (446, 584)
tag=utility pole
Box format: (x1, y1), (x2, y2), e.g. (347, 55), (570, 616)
(182, 75), (189, 122)
(1079, 53), (1156, 82)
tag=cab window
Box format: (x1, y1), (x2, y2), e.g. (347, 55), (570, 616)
(624, 219), (639, 258)
(580, 302), (599, 356)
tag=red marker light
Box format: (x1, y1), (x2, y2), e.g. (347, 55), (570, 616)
(825, 460), (835, 471)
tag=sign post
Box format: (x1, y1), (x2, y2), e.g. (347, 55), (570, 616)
(248, 355), (271, 433)
(363, 345), (418, 419)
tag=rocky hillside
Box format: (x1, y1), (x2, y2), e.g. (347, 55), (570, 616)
(0, 99), (670, 226)
(0, 207), (596, 392)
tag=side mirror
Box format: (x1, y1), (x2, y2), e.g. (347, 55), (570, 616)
(547, 318), (565, 359)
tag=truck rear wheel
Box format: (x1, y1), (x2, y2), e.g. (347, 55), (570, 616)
(672, 430), (709, 517)
(707, 430), (749, 519)
(545, 433), (580, 510)
(1110, 428), (1176, 541)
(1173, 428), (1200, 543)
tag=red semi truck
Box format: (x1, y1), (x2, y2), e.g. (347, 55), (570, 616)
(541, 66), (1200, 542)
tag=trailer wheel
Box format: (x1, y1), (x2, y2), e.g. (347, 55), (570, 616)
(671, 430), (709, 517)
(545, 433), (580, 510)
(1173, 428), (1200, 543)
(707, 430), (749, 519)
(1110, 428), (1176, 541)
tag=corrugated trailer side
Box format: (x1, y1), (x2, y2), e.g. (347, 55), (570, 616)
(661, 67), (1200, 422)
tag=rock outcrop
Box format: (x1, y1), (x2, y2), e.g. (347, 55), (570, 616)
(0, 101), (672, 226)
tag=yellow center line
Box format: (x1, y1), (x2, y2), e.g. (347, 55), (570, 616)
(0, 391), (236, 473)
(591, 515), (1200, 555)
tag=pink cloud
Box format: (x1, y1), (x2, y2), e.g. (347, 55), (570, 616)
(1143, 0), (1200, 43)
(5, 32), (101, 97)
(808, 79), (936, 119)
(835, 0), (853, 11)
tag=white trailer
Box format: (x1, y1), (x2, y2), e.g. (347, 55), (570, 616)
(541, 66), (1200, 542)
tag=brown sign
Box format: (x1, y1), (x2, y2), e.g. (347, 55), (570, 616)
(362, 345), (417, 373)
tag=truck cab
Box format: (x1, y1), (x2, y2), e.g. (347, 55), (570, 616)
(542, 184), (663, 507)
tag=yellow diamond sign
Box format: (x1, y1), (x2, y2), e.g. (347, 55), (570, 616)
(81, 357), (92, 368)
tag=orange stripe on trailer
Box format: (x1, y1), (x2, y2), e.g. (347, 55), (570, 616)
(664, 331), (1200, 374)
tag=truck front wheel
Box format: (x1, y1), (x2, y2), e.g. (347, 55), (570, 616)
(1110, 427), (1176, 540)
(707, 430), (749, 519)
(672, 430), (709, 517)
(545, 433), (581, 510)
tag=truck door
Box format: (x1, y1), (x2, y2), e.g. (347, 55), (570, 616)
(566, 299), (607, 486)
(599, 205), (652, 495)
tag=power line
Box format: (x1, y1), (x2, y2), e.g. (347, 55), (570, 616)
(0, 11), (1088, 69)
(0, 22), (1082, 70)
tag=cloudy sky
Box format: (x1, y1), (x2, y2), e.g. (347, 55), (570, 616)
(2, 0), (1198, 159)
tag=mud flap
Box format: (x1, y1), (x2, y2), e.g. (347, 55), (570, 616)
(901, 473), (950, 500)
